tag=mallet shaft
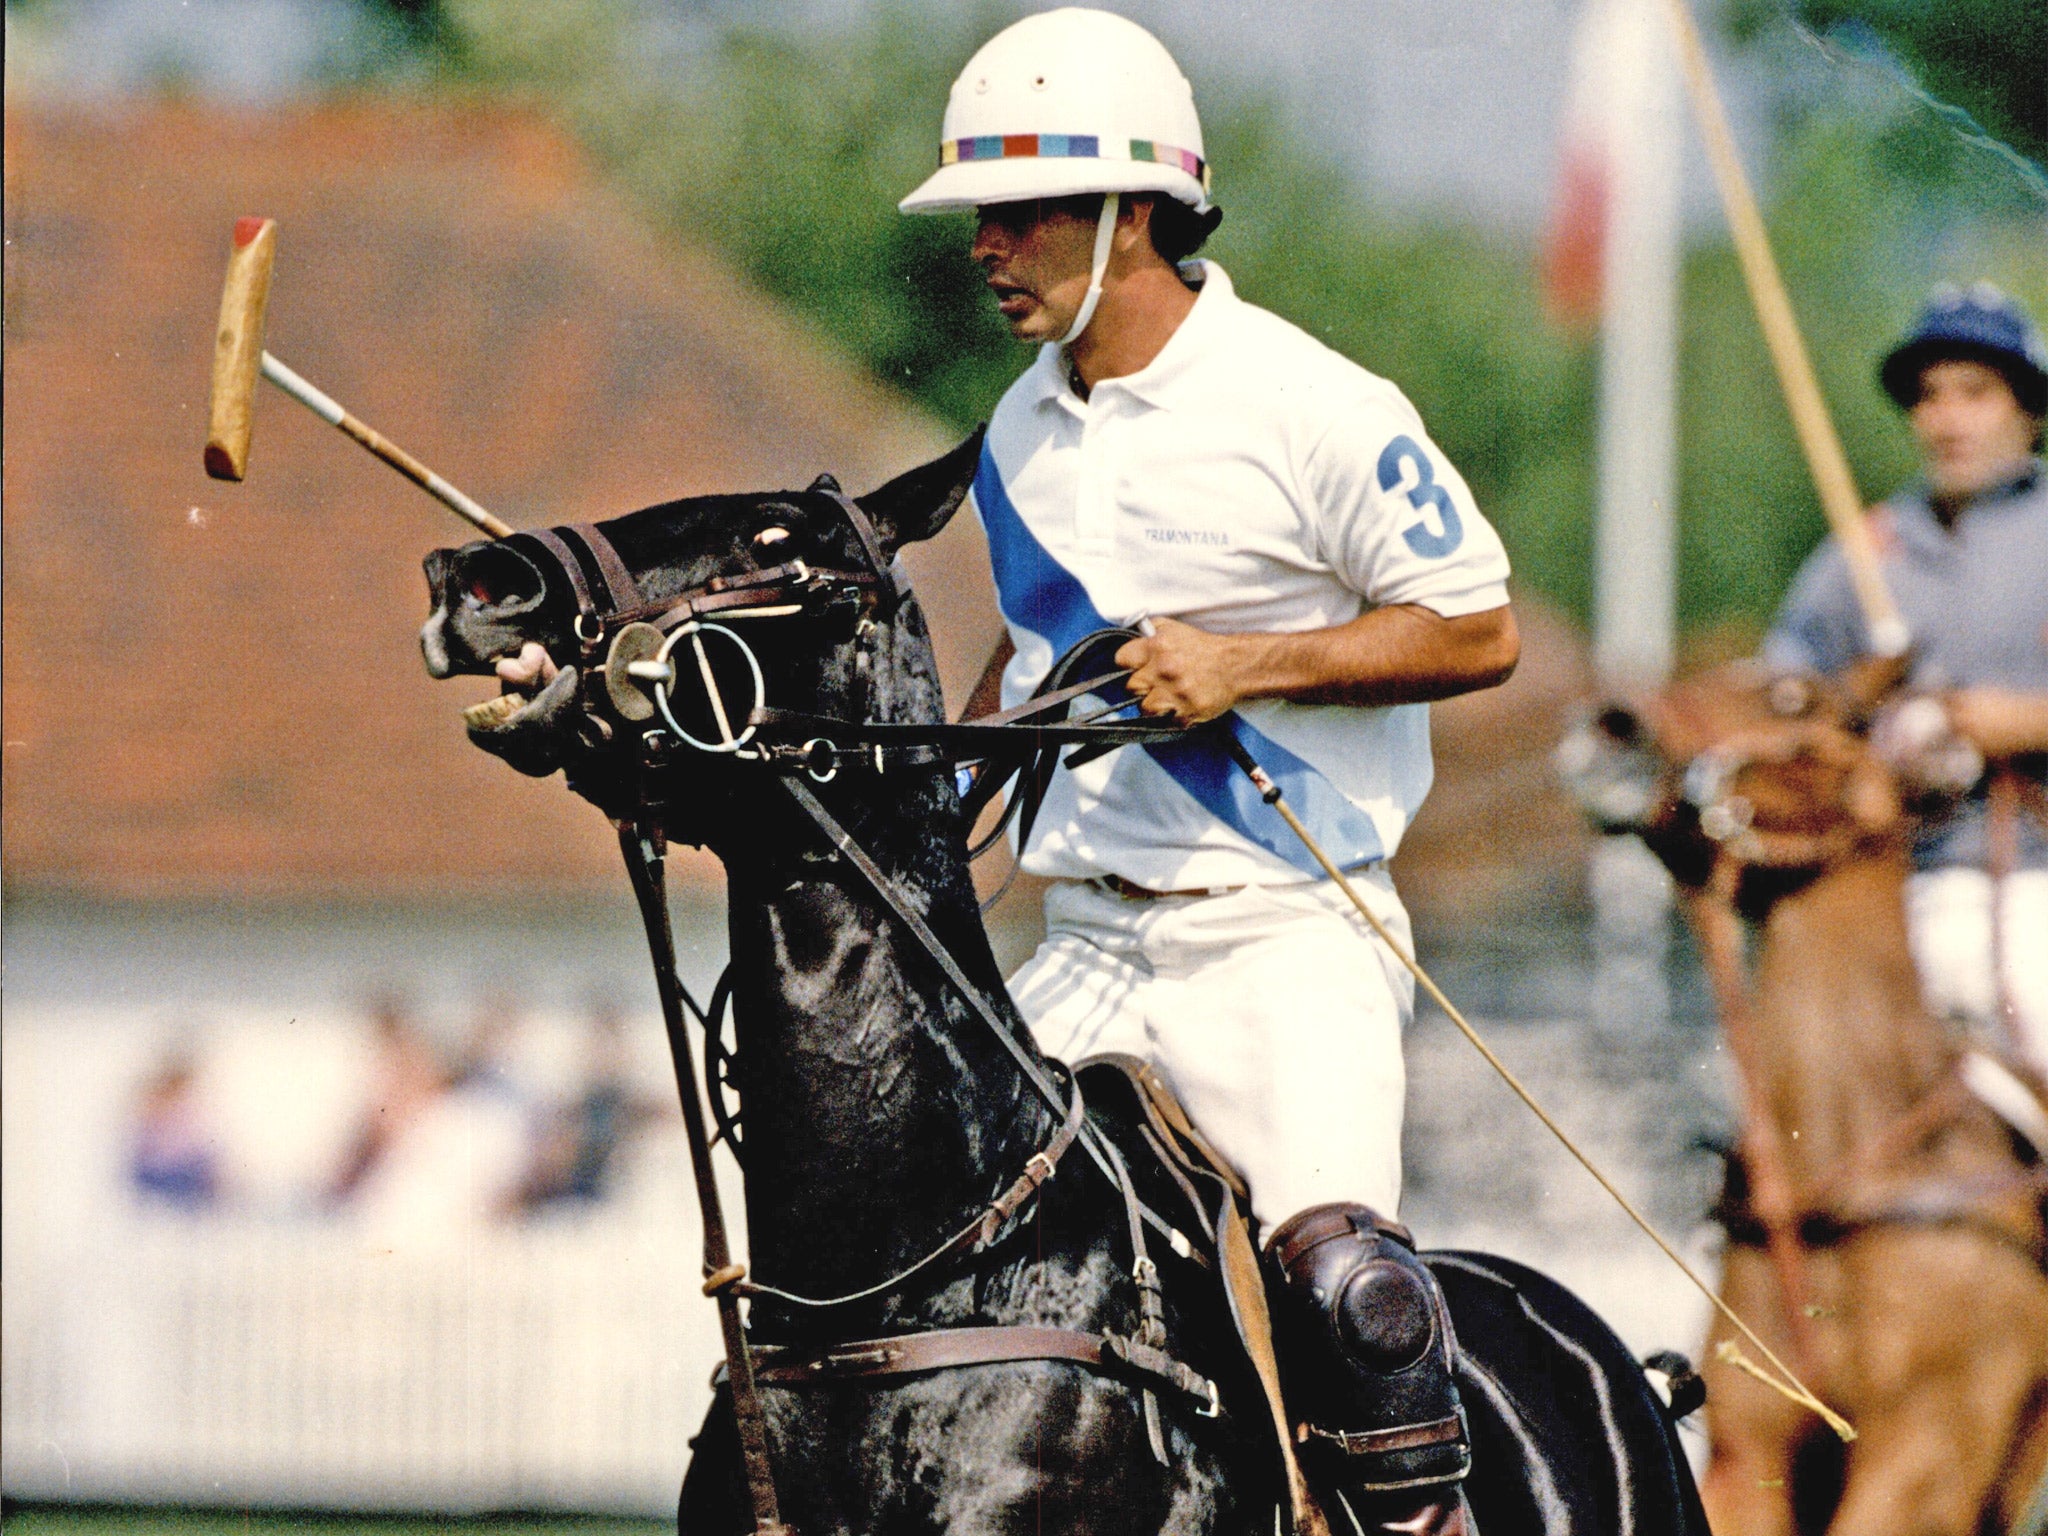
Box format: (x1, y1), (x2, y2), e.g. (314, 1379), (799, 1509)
(258, 353), (512, 540)
(1659, 0), (1908, 658)
(1219, 728), (1856, 1442)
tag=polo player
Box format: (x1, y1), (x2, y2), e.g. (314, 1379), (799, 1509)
(899, 12), (1521, 1530)
(1765, 286), (2048, 1071)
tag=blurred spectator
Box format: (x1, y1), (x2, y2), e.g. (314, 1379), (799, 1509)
(344, 993), (533, 1243)
(515, 1000), (667, 1212)
(129, 1049), (219, 1210)
(325, 993), (444, 1208)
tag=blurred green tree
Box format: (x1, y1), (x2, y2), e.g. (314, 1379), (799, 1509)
(1728, 0), (2047, 168)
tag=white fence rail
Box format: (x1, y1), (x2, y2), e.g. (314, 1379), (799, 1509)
(3, 1003), (725, 1516)
(4, 1215), (716, 1514)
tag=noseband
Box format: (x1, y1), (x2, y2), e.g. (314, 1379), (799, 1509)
(515, 483), (904, 763)
(1676, 721), (1883, 877)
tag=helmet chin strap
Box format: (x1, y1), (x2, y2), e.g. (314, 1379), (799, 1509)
(1058, 192), (1121, 346)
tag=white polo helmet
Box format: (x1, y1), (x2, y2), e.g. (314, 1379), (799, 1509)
(899, 8), (1211, 217)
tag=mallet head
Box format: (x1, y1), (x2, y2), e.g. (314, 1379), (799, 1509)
(204, 216), (277, 481)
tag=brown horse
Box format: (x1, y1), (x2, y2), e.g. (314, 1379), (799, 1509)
(1565, 659), (2048, 1535)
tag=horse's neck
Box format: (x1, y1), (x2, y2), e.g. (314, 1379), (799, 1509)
(718, 623), (1048, 1305)
(1749, 850), (1953, 1177)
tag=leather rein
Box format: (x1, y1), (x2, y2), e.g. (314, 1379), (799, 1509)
(521, 503), (1222, 1535)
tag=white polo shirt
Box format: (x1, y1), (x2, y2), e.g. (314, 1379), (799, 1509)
(971, 261), (1511, 891)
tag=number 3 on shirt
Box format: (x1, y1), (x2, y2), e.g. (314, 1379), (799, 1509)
(1377, 435), (1465, 559)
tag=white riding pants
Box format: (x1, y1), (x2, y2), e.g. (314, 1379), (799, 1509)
(1906, 867), (2048, 1070)
(1010, 873), (1415, 1232)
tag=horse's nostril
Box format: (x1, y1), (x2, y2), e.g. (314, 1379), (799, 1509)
(1595, 705), (1643, 745)
(420, 611), (455, 680)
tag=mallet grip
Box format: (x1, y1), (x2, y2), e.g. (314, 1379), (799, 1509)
(259, 354), (512, 540)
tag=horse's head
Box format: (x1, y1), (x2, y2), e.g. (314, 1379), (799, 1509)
(420, 429), (984, 833)
(1558, 654), (1981, 907)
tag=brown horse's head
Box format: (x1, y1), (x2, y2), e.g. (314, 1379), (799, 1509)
(1558, 655), (1981, 909)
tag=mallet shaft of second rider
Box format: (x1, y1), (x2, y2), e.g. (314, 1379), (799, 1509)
(1660, 0), (1908, 659)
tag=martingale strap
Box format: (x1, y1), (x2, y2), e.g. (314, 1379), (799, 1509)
(749, 1323), (1220, 1415)
(779, 776), (1115, 1180)
(737, 1079), (1087, 1311)
(777, 775), (1206, 1270)
(617, 825), (787, 1536)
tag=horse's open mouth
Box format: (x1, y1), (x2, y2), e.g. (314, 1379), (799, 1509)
(462, 693), (527, 731)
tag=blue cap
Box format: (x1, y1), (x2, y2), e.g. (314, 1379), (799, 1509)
(1880, 283), (2048, 415)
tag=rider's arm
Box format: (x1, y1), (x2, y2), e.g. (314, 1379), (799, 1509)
(1116, 604), (1517, 724)
(1762, 536), (1867, 677)
(1946, 688), (2048, 759)
(1121, 396), (1517, 725)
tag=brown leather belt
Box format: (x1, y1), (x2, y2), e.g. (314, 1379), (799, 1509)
(1094, 864), (1384, 902)
(1096, 873), (1244, 901)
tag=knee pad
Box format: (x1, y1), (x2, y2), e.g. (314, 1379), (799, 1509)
(1268, 1203), (1470, 1495)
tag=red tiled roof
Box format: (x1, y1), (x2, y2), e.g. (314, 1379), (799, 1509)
(2, 101), (978, 901)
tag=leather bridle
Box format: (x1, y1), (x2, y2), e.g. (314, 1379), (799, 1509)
(1660, 716), (2048, 1376)
(518, 498), (1227, 1536)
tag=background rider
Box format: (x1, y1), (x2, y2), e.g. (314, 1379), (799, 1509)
(1766, 284), (2048, 1070)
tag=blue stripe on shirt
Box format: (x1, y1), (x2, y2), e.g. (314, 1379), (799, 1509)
(973, 443), (1384, 875)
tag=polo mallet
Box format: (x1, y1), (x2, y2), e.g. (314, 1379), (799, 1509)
(1658, 0), (1907, 659)
(203, 216), (513, 541)
(1207, 722), (1856, 1441)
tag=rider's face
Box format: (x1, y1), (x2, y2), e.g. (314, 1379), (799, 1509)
(1909, 359), (2039, 500)
(972, 197), (1102, 343)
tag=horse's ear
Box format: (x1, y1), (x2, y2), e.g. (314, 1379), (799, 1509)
(855, 426), (986, 553)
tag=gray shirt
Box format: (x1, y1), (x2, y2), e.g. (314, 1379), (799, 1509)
(1764, 459), (2048, 872)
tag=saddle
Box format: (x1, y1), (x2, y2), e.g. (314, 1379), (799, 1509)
(1708, 1052), (2048, 1277)
(1074, 1052), (1319, 1533)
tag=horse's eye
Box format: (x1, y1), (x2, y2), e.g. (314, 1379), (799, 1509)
(753, 526), (792, 549)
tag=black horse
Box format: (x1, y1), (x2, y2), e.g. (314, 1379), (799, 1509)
(420, 430), (1708, 1534)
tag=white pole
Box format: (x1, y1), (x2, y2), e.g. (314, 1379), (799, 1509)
(1587, 0), (1683, 1031)
(1593, 0), (1682, 690)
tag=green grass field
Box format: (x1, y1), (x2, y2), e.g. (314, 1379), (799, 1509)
(1, 1509), (668, 1535)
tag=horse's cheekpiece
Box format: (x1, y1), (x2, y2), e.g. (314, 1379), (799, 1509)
(516, 484), (901, 771)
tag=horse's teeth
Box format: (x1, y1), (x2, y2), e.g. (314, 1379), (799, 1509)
(462, 693), (526, 730)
